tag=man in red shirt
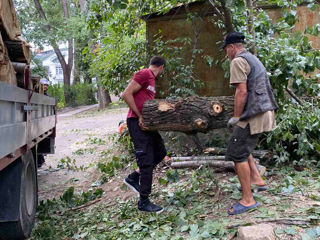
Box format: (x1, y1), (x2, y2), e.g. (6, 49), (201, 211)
(121, 56), (166, 214)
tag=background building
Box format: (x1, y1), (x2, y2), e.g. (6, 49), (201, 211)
(35, 48), (74, 85)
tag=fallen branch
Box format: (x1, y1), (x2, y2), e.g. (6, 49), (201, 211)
(171, 158), (266, 175)
(171, 155), (260, 164)
(285, 87), (304, 106)
(171, 160), (234, 169)
(203, 147), (271, 160)
(172, 156), (227, 161)
(65, 198), (102, 212)
(228, 217), (319, 228)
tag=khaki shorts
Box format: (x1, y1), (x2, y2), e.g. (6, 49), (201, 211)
(226, 125), (260, 162)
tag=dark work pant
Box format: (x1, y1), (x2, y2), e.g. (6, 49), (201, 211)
(127, 117), (167, 198)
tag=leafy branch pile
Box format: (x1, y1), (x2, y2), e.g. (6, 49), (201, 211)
(31, 165), (320, 239)
(96, 133), (136, 184)
(262, 102), (320, 167)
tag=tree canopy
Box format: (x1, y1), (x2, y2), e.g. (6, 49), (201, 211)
(86, 0), (320, 100)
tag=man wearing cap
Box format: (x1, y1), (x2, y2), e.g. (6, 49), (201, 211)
(40, 78), (50, 96)
(221, 32), (278, 215)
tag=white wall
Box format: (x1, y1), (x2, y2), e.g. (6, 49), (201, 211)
(42, 50), (74, 85)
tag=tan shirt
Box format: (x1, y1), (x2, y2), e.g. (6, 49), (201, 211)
(230, 55), (276, 135)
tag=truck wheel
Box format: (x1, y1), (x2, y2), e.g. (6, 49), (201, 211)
(0, 150), (37, 240)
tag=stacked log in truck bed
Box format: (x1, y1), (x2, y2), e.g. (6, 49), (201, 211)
(0, 0), (31, 87)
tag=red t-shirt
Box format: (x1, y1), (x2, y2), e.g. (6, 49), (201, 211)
(127, 68), (156, 118)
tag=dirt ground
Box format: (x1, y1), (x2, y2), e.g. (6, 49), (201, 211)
(37, 105), (136, 202)
(36, 105), (319, 239)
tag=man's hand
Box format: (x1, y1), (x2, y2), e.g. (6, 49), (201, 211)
(138, 116), (149, 130)
(227, 117), (240, 128)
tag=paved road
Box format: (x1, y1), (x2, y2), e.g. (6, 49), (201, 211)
(58, 104), (99, 118)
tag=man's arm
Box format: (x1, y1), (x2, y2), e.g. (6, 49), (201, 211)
(121, 80), (147, 129)
(227, 82), (247, 128)
(233, 82), (248, 117)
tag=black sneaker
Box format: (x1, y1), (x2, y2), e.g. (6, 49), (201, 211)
(124, 176), (140, 195)
(138, 198), (164, 214)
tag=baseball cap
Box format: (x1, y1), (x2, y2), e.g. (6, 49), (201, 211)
(40, 78), (49, 85)
(220, 32), (245, 49)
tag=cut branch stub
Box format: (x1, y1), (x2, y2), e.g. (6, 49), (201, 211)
(158, 101), (175, 111)
(142, 96), (234, 133)
(210, 102), (223, 116)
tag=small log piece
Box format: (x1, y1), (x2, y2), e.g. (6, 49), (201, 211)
(5, 38), (31, 64)
(171, 160), (266, 176)
(142, 96), (234, 133)
(12, 62), (27, 87)
(203, 147), (272, 160)
(0, 34), (9, 64)
(32, 76), (41, 93)
(0, 60), (17, 86)
(0, 0), (21, 40)
(171, 160), (234, 170)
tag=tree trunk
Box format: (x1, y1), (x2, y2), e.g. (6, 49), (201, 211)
(142, 96), (234, 133)
(98, 85), (111, 109)
(73, 40), (81, 84)
(219, 0), (234, 32)
(246, 0), (257, 55)
(33, 0), (74, 104)
(79, 0), (85, 12)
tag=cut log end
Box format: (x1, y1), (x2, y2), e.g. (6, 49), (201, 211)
(194, 118), (208, 129)
(158, 102), (175, 112)
(210, 103), (223, 116)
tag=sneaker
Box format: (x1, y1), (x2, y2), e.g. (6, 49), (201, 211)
(124, 176), (140, 195)
(138, 199), (164, 214)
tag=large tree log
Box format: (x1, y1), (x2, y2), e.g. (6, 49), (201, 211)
(0, 34), (9, 64)
(142, 96), (234, 133)
(12, 62), (27, 87)
(0, 60), (17, 86)
(0, 0), (21, 40)
(5, 38), (31, 64)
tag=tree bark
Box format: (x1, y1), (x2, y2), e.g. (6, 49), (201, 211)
(219, 0), (234, 32)
(208, 0), (234, 32)
(79, 0), (85, 12)
(142, 96), (234, 133)
(171, 160), (266, 175)
(61, 0), (74, 87)
(246, 0), (257, 55)
(0, 0), (21, 40)
(73, 40), (81, 83)
(33, 0), (74, 103)
(5, 38), (31, 63)
(171, 160), (235, 170)
(203, 147), (272, 160)
(98, 85), (111, 109)
(171, 156), (259, 162)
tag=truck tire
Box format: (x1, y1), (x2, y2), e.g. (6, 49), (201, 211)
(0, 150), (37, 240)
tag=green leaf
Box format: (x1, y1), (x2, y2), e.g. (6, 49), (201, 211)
(158, 177), (168, 185)
(189, 224), (199, 237)
(180, 225), (189, 232)
(285, 227), (296, 235)
(201, 230), (211, 238)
